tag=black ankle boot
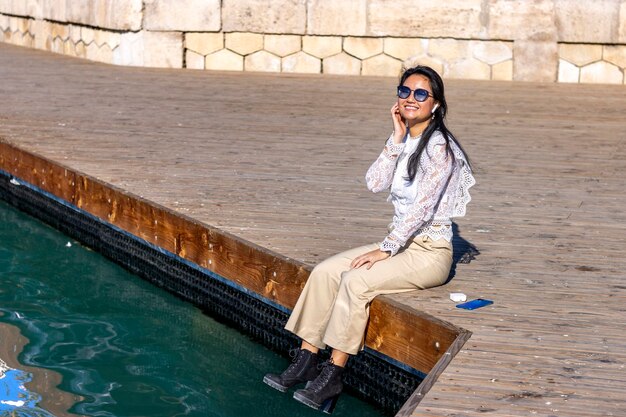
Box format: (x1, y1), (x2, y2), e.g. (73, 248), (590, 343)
(292, 360), (344, 414)
(263, 348), (320, 393)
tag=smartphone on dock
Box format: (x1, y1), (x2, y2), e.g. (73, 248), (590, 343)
(456, 298), (493, 310)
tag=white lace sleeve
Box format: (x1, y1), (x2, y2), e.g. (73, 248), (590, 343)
(366, 135), (405, 193)
(380, 140), (453, 256)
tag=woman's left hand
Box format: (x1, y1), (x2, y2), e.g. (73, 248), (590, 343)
(350, 249), (390, 270)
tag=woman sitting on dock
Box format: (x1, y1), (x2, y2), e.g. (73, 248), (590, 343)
(264, 65), (475, 413)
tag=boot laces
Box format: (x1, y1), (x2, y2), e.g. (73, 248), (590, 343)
(309, 359), (336, 392)
(289, 348), (300, 361)
(283, 348), (304, 376)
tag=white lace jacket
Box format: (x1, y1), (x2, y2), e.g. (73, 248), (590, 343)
(366, 131), (475, 256)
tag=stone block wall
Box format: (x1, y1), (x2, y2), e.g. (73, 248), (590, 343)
(1, 0), (625, 84)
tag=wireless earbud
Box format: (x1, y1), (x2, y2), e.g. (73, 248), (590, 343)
(431, 103), (440, 114)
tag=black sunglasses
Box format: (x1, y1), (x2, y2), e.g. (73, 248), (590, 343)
(397, 85), (433, 102)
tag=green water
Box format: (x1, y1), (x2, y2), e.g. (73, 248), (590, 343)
(0, 200), (385, 417)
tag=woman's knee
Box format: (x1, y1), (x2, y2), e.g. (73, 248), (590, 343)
(310, 257), (345, 281)
(338, 271), (370, 301)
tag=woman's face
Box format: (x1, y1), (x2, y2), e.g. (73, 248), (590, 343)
(398, 74), (438, 126)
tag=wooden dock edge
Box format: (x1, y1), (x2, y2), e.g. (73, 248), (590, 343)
(0, 139), (472, 413)
(395, 326), (472, 415)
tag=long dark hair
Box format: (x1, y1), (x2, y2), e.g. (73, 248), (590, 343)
(399, 65), (471, 182)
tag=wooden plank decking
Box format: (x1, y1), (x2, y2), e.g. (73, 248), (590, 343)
(1, 43), (625, 416)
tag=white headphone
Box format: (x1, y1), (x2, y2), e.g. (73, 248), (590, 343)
(431, 103), (440, 114)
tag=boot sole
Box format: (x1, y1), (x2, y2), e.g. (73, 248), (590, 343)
(293, 391), (321, 409)
(293, 391), (339, 414)
(263, 375), (289, 393)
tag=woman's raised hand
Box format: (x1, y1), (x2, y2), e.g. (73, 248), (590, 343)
(390, 103), (406, 144)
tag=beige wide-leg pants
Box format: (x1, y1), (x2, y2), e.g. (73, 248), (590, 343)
(285, 235), (452, 355)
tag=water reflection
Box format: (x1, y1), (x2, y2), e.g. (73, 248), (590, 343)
(0, 322), (81, 417)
